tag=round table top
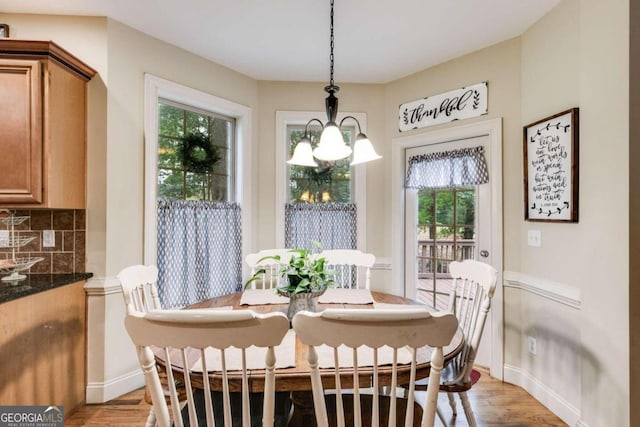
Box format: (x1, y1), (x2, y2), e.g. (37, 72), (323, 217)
(160, 290), (464, 392)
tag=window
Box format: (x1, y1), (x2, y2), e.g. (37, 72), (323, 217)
(157, 100), (235, 201)
(275, 111), (368, 251)
(144, 75), (253, 308)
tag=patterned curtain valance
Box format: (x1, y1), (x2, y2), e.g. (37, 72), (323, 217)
(404, 146), (489, 189)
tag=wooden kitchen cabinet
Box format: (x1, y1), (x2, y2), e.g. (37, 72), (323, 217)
(0, 40), (96, 208)
(0, 280), (87, 416)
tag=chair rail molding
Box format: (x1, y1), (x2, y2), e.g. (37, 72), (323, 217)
(84, 276), (122, 296)
(372, 257), (392, 270)
(503, 271), (581, 309)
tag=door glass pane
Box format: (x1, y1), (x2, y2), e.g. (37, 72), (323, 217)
(416, 187), (476, 309)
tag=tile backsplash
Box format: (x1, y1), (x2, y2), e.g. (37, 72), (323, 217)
(0, 210), (86, 274)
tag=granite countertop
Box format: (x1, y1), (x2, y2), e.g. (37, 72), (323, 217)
(0, 272), (93, 304)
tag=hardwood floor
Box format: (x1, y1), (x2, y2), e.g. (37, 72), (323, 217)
(66, 368), (566, 426)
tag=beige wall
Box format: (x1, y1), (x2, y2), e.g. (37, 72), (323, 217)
(515, 0), (583, 416)
(100, 18), (258, 398)
(0, 13), (261, 401)
(521, 0), (629, 425)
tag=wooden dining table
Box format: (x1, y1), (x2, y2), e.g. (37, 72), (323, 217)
(158, 290), (465, 426)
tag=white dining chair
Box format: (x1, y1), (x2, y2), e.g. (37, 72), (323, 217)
(412, 259), (497, 427)
(245, 249), (296, 289)
(118, 264), (162, 314)
(292, 308), (458, 427)
(116, 265), (191, 427)
(117, 264), (177, 427)
(318, 249), (375, 289)
(125, 309), (289, 427)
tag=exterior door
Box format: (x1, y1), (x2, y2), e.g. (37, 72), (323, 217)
(404, 134), (495, 369)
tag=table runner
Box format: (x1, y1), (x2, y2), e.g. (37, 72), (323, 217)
(317, 288), (374, 304)
(373, 302), (429, 310)
(240, 289), (289, 305)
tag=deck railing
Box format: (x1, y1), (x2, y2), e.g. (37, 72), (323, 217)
(417, 239), (475, 278)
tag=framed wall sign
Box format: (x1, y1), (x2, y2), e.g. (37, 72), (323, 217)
(0, 25), (9, 38)
(398, 82), (488, 132)
(523, 108), (579, 222)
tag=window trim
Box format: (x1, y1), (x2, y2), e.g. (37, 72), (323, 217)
(144, 74), (254, 268)
(275, 110), (367, 250)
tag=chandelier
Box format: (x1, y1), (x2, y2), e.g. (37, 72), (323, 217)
(287, 0), (382, 167)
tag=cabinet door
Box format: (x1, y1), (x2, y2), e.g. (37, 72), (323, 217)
(0, 59), (43, 203)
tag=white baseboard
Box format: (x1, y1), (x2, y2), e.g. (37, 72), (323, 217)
(86, 368), (145, 403)
(504, 364), (580, 426)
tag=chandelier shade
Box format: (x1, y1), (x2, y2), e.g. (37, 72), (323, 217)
(287, 137), (318, 167)
(287, 0), (381, 168)
(313, 122), (352, 161)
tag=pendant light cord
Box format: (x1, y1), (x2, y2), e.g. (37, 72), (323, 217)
(329, 0), (335, 88)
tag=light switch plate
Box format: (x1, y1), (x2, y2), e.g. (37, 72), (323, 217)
(527, 230), (541, 247)
(43, 230), (55, 247)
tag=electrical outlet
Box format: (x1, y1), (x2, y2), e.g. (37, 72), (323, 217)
(527, 230), (541, 247)
(528, 336), (537, 355)
(43, 230), (55, 248)
(0, 230), (8, 247)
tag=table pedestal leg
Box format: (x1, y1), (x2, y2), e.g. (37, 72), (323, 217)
(288, 391), (317, 426)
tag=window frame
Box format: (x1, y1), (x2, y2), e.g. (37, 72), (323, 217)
(275, 110), (367, 250)
(144, 74), (254, 267)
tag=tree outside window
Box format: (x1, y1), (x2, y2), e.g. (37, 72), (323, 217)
(418, 187), (476, 273)
(287, 125), (354, 204)
(157, 101), (234, 201)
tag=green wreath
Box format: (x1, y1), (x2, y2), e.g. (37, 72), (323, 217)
(178, 133), (221, 174)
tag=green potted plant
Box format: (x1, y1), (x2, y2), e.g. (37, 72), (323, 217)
(245, 243), (335, 320)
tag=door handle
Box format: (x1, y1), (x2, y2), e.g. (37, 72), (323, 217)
(480, 250), (489, 258)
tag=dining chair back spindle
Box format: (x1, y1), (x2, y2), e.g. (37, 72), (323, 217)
(125, 309), (290, 427)
(319, 249), (375, 289)
(293, 308), (458, 427)
(245, 249), (296, 289)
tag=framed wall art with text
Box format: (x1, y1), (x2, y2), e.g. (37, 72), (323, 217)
(523, 108), (579, 222)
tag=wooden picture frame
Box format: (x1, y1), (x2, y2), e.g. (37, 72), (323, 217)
(523, 108), (579, 222)
(0, 25), (9, 38)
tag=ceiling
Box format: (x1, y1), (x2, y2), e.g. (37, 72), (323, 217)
(0, 0), (561, 83)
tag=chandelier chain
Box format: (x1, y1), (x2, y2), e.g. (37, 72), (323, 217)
(329, 0), (334, 87)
